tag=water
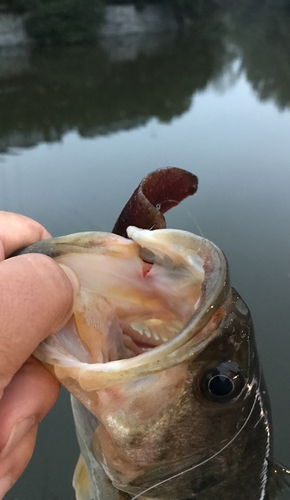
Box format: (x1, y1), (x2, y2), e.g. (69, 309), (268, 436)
(0, 1), (289, 498)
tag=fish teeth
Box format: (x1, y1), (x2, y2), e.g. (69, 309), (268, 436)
(129, 322), (172, 343)
(131, 323), (150, 337)
(153, 331), (160, 341)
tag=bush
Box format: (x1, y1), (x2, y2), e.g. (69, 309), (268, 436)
(4, 0), (31, 13)
(169, 0), (219, 22)
(25, 0), (104, 44)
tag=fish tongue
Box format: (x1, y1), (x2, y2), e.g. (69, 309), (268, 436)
(122, 331), (144, 356)
(74, 290), (137, 363)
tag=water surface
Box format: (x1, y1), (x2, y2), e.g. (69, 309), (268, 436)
(0, 2), (290, 498)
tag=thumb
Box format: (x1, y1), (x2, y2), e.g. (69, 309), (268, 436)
(0, 253), (79, 394)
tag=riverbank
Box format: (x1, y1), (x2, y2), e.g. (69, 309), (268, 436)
(0, 4), (181, 47)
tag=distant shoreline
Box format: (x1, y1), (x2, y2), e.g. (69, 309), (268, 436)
(0, 4), (182, 47)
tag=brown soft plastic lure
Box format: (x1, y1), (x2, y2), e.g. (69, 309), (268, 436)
(112, 167), (198, 237)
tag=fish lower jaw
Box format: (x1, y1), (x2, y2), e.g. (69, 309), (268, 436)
(130, 324), (168, 346)
(122, 320), (183, 353)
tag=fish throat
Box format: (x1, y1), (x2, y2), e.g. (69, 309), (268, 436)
(56, 227), (205, 364)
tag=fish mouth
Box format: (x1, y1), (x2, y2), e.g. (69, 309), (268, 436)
(33, 227), (229, 390)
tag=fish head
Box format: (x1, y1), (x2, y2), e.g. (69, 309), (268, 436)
(22, 227), (263, 499)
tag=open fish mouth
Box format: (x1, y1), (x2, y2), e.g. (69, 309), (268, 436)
(28, 225), (229, 393)
(69, 225), (205, 359)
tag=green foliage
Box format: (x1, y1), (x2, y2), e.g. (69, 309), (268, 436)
(104, 0), (155, 4)
(168, 0), (219, 22)
(5, 0), (215, 42)
(25, 0), (104, 44)
(0, 27), (228, 152)
(4, 0), (31, 13)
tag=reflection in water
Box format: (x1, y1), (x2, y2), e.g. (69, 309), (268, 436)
(225, 0), (290, 109)
(0, 28), (230, 153)
(0, 6), (228, 154)
(1, 1), (290, 153)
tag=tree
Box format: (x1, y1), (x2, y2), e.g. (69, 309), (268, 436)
(25, 0), (104, 44)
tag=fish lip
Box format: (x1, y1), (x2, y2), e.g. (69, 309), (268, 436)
(34, 228), (230, 390)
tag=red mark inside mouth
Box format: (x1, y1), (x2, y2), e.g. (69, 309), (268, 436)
(142, 262), (153, 278)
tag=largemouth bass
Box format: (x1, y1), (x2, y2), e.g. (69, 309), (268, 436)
(19, 168), (289, 500)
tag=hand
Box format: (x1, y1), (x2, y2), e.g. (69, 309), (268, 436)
(0, 212), (78, 499)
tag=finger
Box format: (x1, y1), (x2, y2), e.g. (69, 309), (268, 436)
(0, 424), (38, 499)
(0, 212), (51, 260)
(0, 253), (78, 394)
(0, 357), (59, 459)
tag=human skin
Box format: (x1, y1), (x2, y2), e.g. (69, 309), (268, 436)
(0, 212), (79, 499)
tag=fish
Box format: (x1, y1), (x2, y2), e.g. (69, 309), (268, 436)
(18, 168), (289, 500)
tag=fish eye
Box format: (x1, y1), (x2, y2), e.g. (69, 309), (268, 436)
(200, 361), (245, 404)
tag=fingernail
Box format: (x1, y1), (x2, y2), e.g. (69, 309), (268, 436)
(58, 264), (79, 294)
(0, 477), (13, 499)
(0, 417), (36, 459)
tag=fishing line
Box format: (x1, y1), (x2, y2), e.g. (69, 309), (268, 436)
(155, 199), (205, 238)
(181, 207), (205, 238)
(131, 384), (259, 500)
(256, 362), (270, 500)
